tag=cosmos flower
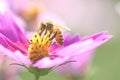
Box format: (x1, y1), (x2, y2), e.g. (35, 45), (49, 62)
(0, 13), (112, 79)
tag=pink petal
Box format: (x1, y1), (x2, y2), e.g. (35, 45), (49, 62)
(0, 45), (19, 62)
(68, 50), (94, 75)
(81, 31), (108, 41)
(55, 50), (94, 75)
(72, 35), (112, 56)
(0, 33), (28, 54)
(33, 56), (70, 68)
(13, 51), (31, 65)
(0, 45), (31, 65)
(56, 39), (94, 56)
(56, 33), (112, 57)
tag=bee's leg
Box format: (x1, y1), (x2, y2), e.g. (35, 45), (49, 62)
(49, 31), (57, 40)
(38, 23), (46, 35)
(48, 30), (53, 37)
(45, 23), (53, 36)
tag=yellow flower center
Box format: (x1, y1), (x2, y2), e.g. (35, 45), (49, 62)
(28, 33), (52, 63)
(28, 21), (64, 63)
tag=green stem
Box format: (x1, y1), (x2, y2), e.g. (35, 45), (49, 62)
(34, 75), (40, 80)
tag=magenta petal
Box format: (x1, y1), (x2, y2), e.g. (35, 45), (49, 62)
(0, 13), (28, 44)
(0, 33), (28, 54)
(62, 33), (80, 46)
(11, 21), (28, 45)
(0, 13), (20, 42)
(70, 33), (80, 44)
(63, 33), (73, 46)
(0, 33), (10, 48)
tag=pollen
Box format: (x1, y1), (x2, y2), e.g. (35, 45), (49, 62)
(28, 33), (52, 63)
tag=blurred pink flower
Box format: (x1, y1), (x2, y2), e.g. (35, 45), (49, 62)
(6, 0), (65, 31)
(6, 0), (45, 31)
(0, 0), (26, 29)
(0, 13), (112, 70)
(0, 51), (20, 80)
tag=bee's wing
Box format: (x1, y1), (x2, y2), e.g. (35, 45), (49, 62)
(61, 25), (71, 31)
(54, 24), (71, 31)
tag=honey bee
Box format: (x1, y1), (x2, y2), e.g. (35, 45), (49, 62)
(38, 21), (64, 46)
(28, 21), (70, 63)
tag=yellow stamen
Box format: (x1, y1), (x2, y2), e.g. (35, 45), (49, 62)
(28, 33), (52, 63)
(28, 21), (64, 63)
